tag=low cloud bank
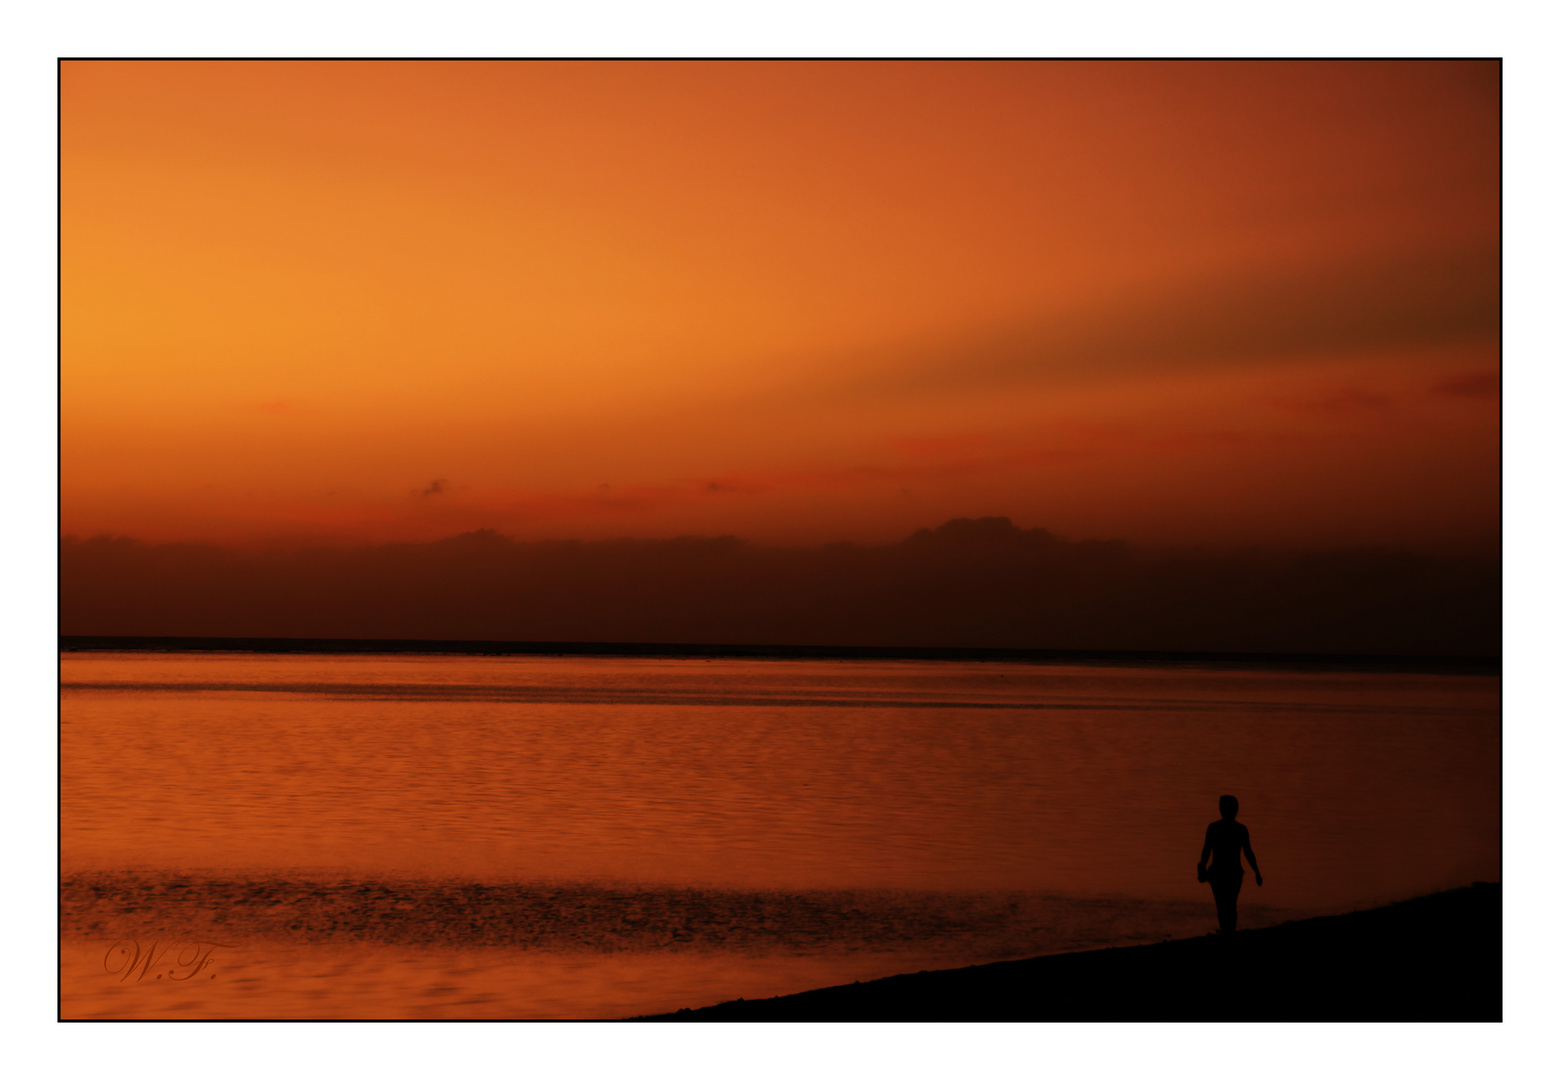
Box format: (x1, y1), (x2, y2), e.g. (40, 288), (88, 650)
(60, 518), (1497, 656)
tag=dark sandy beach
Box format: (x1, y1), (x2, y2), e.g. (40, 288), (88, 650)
(638, 883), (1500, 1021)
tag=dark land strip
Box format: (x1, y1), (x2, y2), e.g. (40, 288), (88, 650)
(59, 636), (1498, 674)
(634, 883), (1501, 1021)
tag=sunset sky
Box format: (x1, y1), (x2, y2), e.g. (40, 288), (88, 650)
(61, 60), (1500, 552)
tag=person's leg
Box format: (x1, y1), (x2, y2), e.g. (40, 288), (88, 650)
(1212, 875), (1242, 933)
(1212, 880), (1232, 933)
(1224, 875), (1243, 933)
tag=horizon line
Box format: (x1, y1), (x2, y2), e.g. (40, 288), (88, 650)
(57, 518), (1501, 558)
(58, 635), (1500, 674)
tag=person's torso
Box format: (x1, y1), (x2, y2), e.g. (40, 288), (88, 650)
(1207, 820), (1247, 871)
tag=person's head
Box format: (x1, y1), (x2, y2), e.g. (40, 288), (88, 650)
(1219, 795), (1239, 820)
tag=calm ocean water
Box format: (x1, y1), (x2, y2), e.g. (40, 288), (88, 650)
(60, 652), (1499, 1018)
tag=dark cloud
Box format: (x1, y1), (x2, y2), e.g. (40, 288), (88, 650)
(421, 479), (446, 497)
(1431, 371), (1501, 398)
(1269, 389), (1393, 415)
(60, 518), (1497, 657)
(822, 245), (1500, 402)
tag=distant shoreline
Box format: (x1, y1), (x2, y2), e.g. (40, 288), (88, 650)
(58, 636), (1498, 675)
(635, 883), (1501, 1022)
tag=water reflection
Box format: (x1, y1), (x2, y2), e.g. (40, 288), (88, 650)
(60, 653), (1498, 1017)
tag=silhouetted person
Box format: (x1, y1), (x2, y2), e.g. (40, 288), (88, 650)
(1197, 795), (1262, 934)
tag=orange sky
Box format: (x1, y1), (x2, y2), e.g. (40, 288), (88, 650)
(61, 60), (1500, 552)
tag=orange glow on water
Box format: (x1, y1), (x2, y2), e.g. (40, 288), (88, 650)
(59, 654), (1499, 1017)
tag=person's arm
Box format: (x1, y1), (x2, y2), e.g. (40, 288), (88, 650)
(1197, 824), (1213, 881)
(1242, 827), (1262, 886)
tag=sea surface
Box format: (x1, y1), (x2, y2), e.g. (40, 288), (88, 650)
(60, 652), (1500, 1018)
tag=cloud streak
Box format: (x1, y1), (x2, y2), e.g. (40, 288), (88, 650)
(812, 245), (1499, 404)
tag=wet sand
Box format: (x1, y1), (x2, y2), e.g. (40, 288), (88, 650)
(640, 883), (1500, 1021)
(60, 874), (1245, 1019)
